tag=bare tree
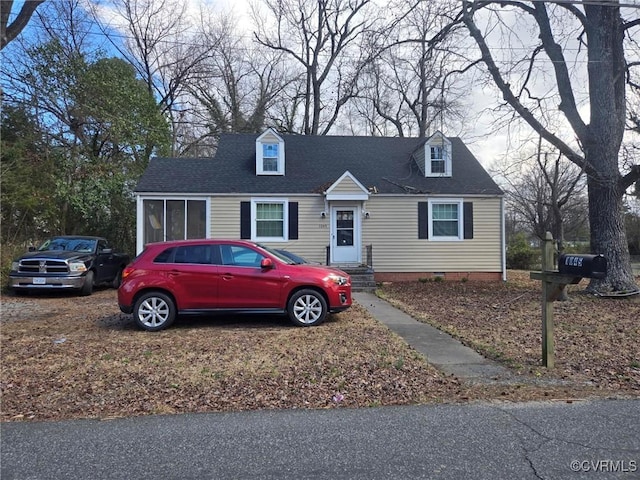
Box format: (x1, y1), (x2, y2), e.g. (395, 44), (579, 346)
(501, 139), (588, 252)
(450, 1), (640, 293)
(354, 0), (467, 138)
(183, 12), (292, 155)
(1, 0), (45, 49)
(3, 0), (96, 144)
(252, 0), (379, 135)
(92, 0), (219, 155)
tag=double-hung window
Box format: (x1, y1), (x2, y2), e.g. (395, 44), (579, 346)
(262, 144), (279, 172)
(430, 146), (445, 174)
(252, 199), (287, 241)
(429, 200), (463, 240)
(256, 129), (285, 175)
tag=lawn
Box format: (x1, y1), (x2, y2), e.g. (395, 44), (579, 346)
(379, 271), (640, 393)
(1, 271), (638, 422)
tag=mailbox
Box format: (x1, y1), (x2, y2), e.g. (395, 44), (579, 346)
(558, 254), (607, 279)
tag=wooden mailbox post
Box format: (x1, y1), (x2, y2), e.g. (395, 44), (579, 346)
(530, 233), (607, 367)
(529, 233), (582, 368)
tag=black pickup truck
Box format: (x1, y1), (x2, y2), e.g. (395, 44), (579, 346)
(8, 236), (130, 296)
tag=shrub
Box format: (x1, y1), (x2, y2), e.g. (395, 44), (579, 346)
(506, 233), (538, 270)
(562, 242), (592, 254)
(1, 242), (30, 291)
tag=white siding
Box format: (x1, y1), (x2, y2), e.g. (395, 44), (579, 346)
(361, 196), (502, 272)
(208, 194), (503, 272)
(331, 176), (363, 194)
(210, 195), (330, 264)
(259, 132), (281, 143)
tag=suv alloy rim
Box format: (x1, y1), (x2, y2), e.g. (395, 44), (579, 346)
(138, 297), (170, 327)
(293, 294), (323, 324)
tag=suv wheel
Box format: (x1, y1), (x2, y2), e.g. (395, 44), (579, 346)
(134, 291), (176, 331)
(287, 289), (327, 327)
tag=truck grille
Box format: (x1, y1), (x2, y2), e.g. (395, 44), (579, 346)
(19, 259), (69, 274)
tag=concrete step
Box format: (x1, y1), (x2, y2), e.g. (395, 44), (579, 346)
(340, 267), (376, 292)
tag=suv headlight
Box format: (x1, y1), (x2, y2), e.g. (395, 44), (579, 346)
(69, 261), (88, 273)
(327, 273), (348, 286)
(11, 261), (19, 271)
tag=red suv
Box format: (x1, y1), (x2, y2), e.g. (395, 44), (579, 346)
(118, 239), (352, 331)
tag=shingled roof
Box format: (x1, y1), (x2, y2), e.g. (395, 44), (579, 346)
(135, 133), (503, 196)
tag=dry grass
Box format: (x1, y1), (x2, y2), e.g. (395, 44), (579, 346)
(379, 271), (640, 393)
(1, 272), (638, 422)
(1, 291), (458, 421)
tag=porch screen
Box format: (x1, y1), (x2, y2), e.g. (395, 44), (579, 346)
(143, 199), (206, 244)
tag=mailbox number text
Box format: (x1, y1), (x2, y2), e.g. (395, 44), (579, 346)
(563, 256), (583, 267)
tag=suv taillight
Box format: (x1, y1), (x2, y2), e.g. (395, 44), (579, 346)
(122, 266), (134, 279)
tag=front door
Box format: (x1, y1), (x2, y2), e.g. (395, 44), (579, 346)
(331, 206), (360, 264)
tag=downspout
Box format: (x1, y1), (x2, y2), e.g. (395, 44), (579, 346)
(501, 196), (507, 281)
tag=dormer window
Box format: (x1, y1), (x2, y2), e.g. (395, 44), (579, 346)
(262, 144), (279, 172)
(256, 129), (285, 175)
(423, 132), (452, 177)
(430, 146), (445, 174)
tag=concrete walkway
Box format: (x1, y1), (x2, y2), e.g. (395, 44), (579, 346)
(353, 292), (516, 384)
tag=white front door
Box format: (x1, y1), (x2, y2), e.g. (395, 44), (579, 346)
(330, 206), (360, 264)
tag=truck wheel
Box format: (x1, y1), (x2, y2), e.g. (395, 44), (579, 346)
(80, 270), (94, 296)
(111, 268), (123, 289)
(133, 291), (176, 331)
(287, 289), (327, 326)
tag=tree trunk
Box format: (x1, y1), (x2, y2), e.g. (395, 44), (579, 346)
(460, 2), (639, 292)
(586, 175), (636, 292)
(583, 7), (636, 293)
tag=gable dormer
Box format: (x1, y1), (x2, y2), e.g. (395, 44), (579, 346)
(324, 171), (370, 201)
(256, 128), (285, 175)
(418, 131), (452, 177)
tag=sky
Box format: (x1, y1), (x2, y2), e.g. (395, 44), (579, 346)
(2, 0), (518, 167)
(6, 0), (640, 173)
(201, 0), (515, 167)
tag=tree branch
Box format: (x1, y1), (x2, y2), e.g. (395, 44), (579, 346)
(460, 1), (593, 173)
(532, 3), (589, 142)
(623, 18), (640, 31)
(620, 165), (640, 191)
(1, 0), (45, 50)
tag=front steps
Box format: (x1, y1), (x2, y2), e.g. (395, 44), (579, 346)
(338, 266), (376, 292)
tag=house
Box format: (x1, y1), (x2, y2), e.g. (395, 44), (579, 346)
(134, 129), (505, 282)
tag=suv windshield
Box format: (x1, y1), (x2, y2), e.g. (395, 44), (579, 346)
(39, 238), (96, 253)
(257, 244), (297, 265)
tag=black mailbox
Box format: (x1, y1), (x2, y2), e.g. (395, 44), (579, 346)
(558, 254), (607, 279)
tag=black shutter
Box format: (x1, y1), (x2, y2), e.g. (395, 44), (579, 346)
(240, 201), (251, 239)
(288, 202), (299, 240)
(418, 202), (429, 239)
(463, 202), (474, 239)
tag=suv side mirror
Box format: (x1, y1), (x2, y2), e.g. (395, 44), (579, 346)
(261, 258), (274, 270)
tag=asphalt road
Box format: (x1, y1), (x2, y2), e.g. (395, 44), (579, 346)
(2, 399), (639, 479)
